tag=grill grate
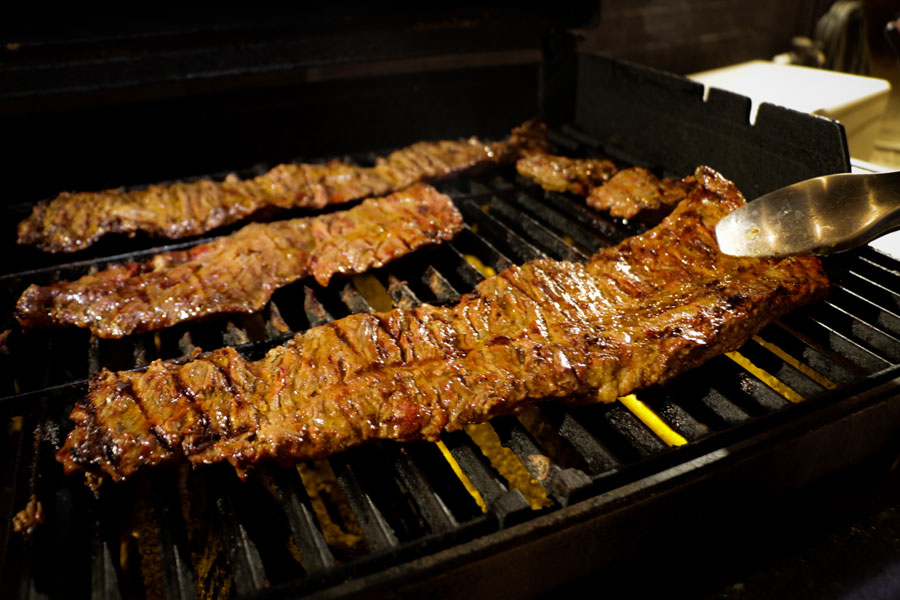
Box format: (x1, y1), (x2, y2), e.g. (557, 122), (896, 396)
(2, 130), (900, 599)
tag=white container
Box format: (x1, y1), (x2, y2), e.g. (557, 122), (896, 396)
(689, 60), (891, 161)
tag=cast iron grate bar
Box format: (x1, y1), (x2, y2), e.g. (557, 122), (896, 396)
(828, 284), (900, 339)
(706, 356), (792, 414)
(147, 472), (197, 600)
(537, 404), (623, 475)
(811, 301), (900, 364)
(264, 466), (336, 573)
(507, 190), (607, 254)
(490, 416), (591, 507)
(601, 405), (670, 459)
(214, 477), (269, 596)
(390, 446), (459, 534)
(454, 197), (547, 263)
(328, 456), (399, 553)
(479, 195), (586, 262)
(736, 341), (829, 400)
(450, 226), (516, 275)
(779, 312), (891, 375)
(756, 324), (862, 386)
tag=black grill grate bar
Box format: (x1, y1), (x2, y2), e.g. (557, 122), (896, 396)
(536, 403), (622, 475)
(507, 190), (608, 254)
(707, 356), (792, 413)
(328, 458), (399, 552)
(827, 284), (900, 339)
(490, 416), (591, 506)
(303, 286), (335, 328)
(90, 523), (123, 600)
(601, 405), (670, 459)
(454, 224), (516, 270)
(148, 473), (198, 600)
(757, 324), (863, 386)
(697, 387), (754, 427)
(524, 186), (635, 245)
(391, 447), (459, 534)
(649, 397), (711, 441)
(479, 195), (586, 262)
(811, 301), (900, 364)
(339, 282), (375, 315)
(454, 197), (547, 263)
(736, 340), (829, 400)
(778, 312), (891, 375)
(439, 430), (512, 508)
(264, 467), (336, 573)
(386, 275), (423, 310)
(213, 480), (269, 596)
(421, 265), (462, 304)
(855, 248), (900, 291)
(839, 263), (900, 313)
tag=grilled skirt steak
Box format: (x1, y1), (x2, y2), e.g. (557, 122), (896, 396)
(18, 120), (547, 253)
(515, 154), (617, 195)
(16, 184), (462, 339)
(517, 154), (691, 220)
(56, 166), (830, 484)
(587, 167), (693, 219)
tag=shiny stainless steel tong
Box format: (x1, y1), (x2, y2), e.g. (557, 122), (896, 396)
(715, 170), (900, 257)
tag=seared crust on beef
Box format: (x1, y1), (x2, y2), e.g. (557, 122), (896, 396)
(515, 154), (617, 195)
(16, 184), (462, 338)
(19, 120), (548, 253)
(517, 153), (692, 220)
(56, 166), (830, 483)
(587, 167), (693, 219)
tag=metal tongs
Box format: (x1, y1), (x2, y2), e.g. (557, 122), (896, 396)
(715, 170), (900, 257)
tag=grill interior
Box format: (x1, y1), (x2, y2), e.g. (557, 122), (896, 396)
(3, 50), (900, 599)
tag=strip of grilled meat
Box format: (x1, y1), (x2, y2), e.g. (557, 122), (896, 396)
(517, 154), (691, 220)
(515, 154), (617, 195)
(56, 166), (829, 484)
(587, 167), (693, 219)
(19, 120), (547, 253)
(16, 183), (461, 338)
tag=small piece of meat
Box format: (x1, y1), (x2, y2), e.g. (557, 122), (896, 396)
(56, 166), (829, 484)
(587, 167), (693, 220)
(16, 183), (462, 338)
(18, 119), (548, 254)
(516, 154), (617, 195)
(12, 495), (44, 537)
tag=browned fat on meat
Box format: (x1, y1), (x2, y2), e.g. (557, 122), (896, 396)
(56, 166), (830, 485)
(515, 154), (617, 195)
(18, 119), (548, 253)
(16, 183), (462, 339)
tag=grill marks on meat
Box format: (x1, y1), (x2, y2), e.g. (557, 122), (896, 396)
(587, 167), (693, 220)
(515, 154), (617, 195)
(56, 166), (830, 483)
(517, 154), (691, 220)
(16, 184), (462, 338)
(18, 120), (548, 253)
